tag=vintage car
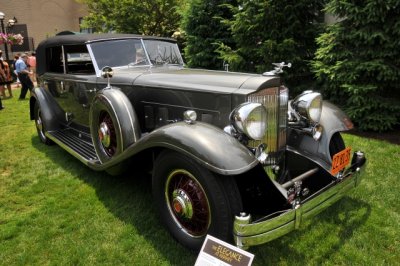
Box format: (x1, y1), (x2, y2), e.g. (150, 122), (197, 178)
(30, 33), (366, 250)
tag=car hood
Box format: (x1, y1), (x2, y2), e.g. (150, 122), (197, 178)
(127, 67), (281, 95)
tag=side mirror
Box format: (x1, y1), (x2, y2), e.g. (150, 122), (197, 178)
(101, 66), (113, 79)
(101, 66), (113, 88)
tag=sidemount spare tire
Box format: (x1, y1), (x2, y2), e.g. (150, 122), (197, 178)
(90, 88), (140, 163)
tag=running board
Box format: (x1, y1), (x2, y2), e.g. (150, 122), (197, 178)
(47, 129), (100, 165)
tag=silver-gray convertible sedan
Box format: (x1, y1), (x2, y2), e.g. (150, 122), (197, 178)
(30, 33), (366, 250)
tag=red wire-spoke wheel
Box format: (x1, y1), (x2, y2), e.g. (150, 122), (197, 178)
(98, 111), (117, 157)
(152, 150), (243, 250)
(166, 169), (211, 237)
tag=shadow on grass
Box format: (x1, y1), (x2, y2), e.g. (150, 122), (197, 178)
(31, 135), (371, 265)
(31, 136), (197, 265)
(251, 197), (371, 264)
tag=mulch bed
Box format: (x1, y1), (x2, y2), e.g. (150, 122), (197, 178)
(348, 128), (400, 145)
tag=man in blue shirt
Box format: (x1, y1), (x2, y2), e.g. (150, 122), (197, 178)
(15, 53), (34, 100)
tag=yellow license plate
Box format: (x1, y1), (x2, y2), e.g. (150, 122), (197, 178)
(331, 147), (351, 175)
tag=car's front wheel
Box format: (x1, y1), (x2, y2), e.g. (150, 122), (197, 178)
(152, 150), (243, 250)
(34, 102), (53, 145)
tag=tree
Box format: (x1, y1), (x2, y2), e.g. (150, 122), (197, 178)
(216, 0), (325, 92)
(182, 0), (237, 70)
(78, 0), (184, 37)
(312, 0), (400, 131)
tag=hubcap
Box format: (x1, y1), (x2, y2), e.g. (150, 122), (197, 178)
(98, 122), (111, 148)
(98, 111), (117, 157)
(166, 169), (211, 237)
(172, 189), (193, 219)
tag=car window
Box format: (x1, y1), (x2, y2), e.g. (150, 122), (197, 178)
(46, 46), (63, 73)
(90, 39), (148, 69)
(45, 45), (95, 74)
(143, 40), (183, 65)
(64, 45), (94, 74)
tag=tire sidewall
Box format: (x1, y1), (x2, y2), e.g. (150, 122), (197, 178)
(34, 102), (52, 145)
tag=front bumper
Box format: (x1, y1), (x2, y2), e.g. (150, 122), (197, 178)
(233, 152), (366, 249)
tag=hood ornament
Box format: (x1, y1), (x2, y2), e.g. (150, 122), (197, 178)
(263, 62), (292, 76)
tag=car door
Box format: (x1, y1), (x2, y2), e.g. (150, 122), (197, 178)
(42, 44), (98, 128)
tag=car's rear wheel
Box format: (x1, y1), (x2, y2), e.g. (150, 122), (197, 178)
(152, 150), (243, 250)
(34, 102), (53, 145)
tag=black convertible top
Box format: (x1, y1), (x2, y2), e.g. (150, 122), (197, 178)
(36, 33), (176, 75)
(37, 33), (174, 47)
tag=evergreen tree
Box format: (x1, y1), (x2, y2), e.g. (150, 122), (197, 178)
(182, 0), (237, 70)
(312, 0), (400, 131)
(216, 0), (325, 92)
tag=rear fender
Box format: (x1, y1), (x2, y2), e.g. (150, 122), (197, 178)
(30, 87), (65, 131)
(89, 121), (259, 175)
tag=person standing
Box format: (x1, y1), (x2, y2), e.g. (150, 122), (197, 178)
(12, 54), (21, 87)
(27, 52), (37, 83)
(15, 53), (34, 100)
(0, 50), (13, 98)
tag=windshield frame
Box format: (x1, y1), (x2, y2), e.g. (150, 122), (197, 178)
(87, 37), (184, 76)
(142, 39), (184, 66)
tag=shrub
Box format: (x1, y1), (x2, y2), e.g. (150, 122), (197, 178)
(312, 0), (400, 131)
(182, 0), (237, 70)
(215, 0), (325, 94)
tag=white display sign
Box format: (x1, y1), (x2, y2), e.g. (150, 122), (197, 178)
(195, 235), (254, 266)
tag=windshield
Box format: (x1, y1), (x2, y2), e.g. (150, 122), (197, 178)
(143, 40), (183, 65)
(89, 38), (183, 70)
(90, 39), (149, 69)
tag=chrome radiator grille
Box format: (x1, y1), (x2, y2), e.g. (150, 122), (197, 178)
(247, 86), (288, 165)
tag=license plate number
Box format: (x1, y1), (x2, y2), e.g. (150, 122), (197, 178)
(331, 147), (351, 175)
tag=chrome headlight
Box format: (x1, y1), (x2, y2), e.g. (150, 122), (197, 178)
(291, 91), (322, 123)
(230, 103), (267, 140)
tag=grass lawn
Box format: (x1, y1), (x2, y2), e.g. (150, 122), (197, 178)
(1, 89), (399, 265)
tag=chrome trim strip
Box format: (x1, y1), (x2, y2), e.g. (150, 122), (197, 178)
(140, 39), (152, 66)
(61, 45), (66, 74)
(86, 43), (100, 77)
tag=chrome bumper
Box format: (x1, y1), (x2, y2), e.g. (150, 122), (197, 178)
(233, 157), (366, 249)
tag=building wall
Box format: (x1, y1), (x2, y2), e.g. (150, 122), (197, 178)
(0, 0), (87, 51)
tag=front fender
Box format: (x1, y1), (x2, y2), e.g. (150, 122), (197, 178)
(30, 87), (65, 131)
(317, 101), (354, 158)
(320, 101), (353, 141)
(89, 121), (259, 175)
(287, 101), (353, 171)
